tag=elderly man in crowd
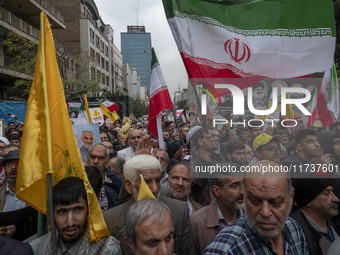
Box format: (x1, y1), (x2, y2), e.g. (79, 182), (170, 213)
(80, 130), (94, 163)
(86, 144), (121, 211)
(124, 198), (174, 255)
(291, 174), (340, 255)
(205, 160), (309, 254)
(167, 163), (201, 215)
(103, 154), (194, 255)
(29, 177), (121, 254)
(117, 129), (142, 161)
(191, 167), (244, 255)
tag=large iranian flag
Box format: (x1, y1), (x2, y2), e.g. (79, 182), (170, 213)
(148, 48), (174, 140)
(162, 0), (336, 89)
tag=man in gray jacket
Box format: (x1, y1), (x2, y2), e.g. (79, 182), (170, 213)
(103, 154), (194, 255)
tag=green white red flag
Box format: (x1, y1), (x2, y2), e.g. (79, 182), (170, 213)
(316, 64), (339, 126)
(148, 48), (174, 140)
(162, 0), (336, 90)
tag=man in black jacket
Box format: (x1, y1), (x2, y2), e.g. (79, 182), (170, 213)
(291, 175), (340, 255)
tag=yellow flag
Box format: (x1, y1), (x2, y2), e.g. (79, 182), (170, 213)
(16, 12), (109, 241)
(121, 122), (131, 139)
(84, 94), (92, 124)
(100, 103), (119, 123)
(137, 174), (156, 200)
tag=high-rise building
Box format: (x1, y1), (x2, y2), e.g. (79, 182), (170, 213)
(51, 0), (115, 95)
(121, 26), (151, 93)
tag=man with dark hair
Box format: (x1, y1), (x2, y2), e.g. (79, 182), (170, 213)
(6, 133), (20, 146)
(29, 177), (121, 254)
(191, 167), (243, 254)
(236, 127), (249, 144)
(248, 123), (263, 147)
(291, 174), (340, 255)
(224, 139), (246, 166)
(124, 199), (174, 255)
(281, 129), (330, 173)
(190, 128), (224, 206)
(0, 149), (26, 211)
(100, 130), (109, 143)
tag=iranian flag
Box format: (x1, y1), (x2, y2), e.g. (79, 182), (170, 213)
(101, 100), (119, 112)
(148, 48), (174, 141)
(162, 0), (336, 91)
(316, 65), (339, 127)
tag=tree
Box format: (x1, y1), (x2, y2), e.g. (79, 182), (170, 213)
(176, 99), (188, 109)
(3, 31), (101, 100)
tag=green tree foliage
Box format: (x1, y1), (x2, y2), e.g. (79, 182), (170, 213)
(176, 99), (188, 110)
(105, 91), (149, 117)
(3, 32), (101, 100)
(2, 32), (37, 98)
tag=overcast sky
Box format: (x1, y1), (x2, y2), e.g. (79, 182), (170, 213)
(95, 0), (188, 99)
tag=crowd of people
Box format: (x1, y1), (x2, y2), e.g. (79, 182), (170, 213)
(1, 117), (340, 254)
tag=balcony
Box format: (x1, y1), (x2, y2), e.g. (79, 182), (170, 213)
(5, 0), (65, 29)
(0, 7), (39, 40)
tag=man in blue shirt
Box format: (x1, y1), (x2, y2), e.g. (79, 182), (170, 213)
(205, 160), (309, 255)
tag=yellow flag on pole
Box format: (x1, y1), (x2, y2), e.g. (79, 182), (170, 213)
(100, 103), (119, 124)
(16, 12), (109, 241)
(84, 94), (92, 124)
(137, 174), (156, 200)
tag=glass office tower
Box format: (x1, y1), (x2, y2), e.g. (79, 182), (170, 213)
(121, 26), (151, 94)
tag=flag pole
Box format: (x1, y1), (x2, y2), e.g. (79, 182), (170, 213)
(171, 108), (186, 148)
(192, 82), (207, 129)
(47, 173), (57, 255)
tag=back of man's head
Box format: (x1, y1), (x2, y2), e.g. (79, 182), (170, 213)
(85, 165), (103, 198)
(53, 177), (87, 206)
(124, 155), (161, 184)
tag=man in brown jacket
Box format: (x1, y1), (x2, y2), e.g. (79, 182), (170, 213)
(190, 170), (244, 254)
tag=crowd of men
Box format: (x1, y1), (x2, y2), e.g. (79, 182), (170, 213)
(2, 118), (340, 254)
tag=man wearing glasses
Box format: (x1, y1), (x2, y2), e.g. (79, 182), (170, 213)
(248, 133), (281, 166)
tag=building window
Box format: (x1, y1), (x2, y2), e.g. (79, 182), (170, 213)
(91, 67), (96, 79)
(96, 35), (100, 48)
(97, 70), (101, 82)
(102, 73), (105, 84)
(90, 48), (95, 59)
(90, 28), (94, 44)
(101, 57), (105, 69)
(105, 46), (108, 56)
(101, 41), (104, 53)
(106, 61), (109, 72)
(106, 76), (109, 86)
(96, 53), (100, 64)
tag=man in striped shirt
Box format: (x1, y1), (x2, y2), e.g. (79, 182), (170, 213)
(205, 160), (309, 255)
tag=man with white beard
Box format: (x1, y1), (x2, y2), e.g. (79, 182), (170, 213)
(103, 155), (194, 255)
